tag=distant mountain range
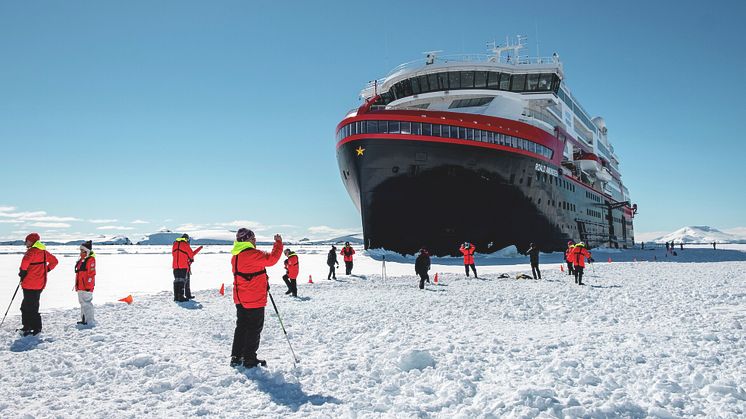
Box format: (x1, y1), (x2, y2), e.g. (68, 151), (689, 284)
(651, 226), (746, 244)
(0, 230), (363, 246)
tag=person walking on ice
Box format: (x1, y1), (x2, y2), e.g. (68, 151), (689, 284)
(74, 240), (96, 326)
(565, 241), (575, 276)
(282, 248), (299, 297)
(17, 233), (58, 336)
(171, 234), (201, 302)
(230, 228), (283, 368)
(326, 245), (339, 280)
(569, 242), (592, 285)
(527, 242), (541, 280)
(415, 248), (431, 289)
(460, 242), (478, 278)
(341, 242), (355, 275)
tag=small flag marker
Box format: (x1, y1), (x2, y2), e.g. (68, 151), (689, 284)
(219, 283), (225, 296)
(118, 295), (133, 305)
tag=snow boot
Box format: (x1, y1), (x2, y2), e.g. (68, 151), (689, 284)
(174, 283), (188, 302)
(243, 358), (267, 368)
(230, 356), (243, 367)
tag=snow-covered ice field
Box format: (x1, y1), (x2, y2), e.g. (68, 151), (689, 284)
(1, 245), (745, 417)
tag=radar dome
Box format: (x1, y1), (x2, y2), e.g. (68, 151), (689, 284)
(592, 116), (607, 133)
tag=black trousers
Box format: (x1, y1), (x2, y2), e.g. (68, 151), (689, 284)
(327, 265), (336, 279)
(173, 269), (188, 301)
(573, 266), (584, 284)
(345, 261), (353, 275)
(566, 262), (574, 275)
(184, 270), (193, 298)
(231, 305), (265, 361)
(531, 263), (541, 279)
(282, 274), (298, 297)
(464, 264), (477, 277)
(418, 272), (429, 289)
(20, 289), (42, 331)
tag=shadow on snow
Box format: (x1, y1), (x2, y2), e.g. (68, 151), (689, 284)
(244, 369), (341, 411)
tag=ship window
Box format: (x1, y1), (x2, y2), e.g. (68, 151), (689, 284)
(394, 82), (405, 99)
(451, 126), (460, 139)
(488, 131), (494, 143)
(551, 74), (561, 92)
(378, 120), (388, 133)
(418, 75), (430, 93)
(411, 77), (421, 95)
(449, 72), (461, 89)
(458, 126), (466, 139)
(438, 72), (450, 90)
(412, 122), (422, 135)
(474, 71), (488, 88)
(487, 72), (500, 89)
(422, 123), (431, 136)
(449, 97), (494, 108)
(388, 120), (400, 134)
(527, 74), (540, 91)
(460, 71), (475, 88)
(400, 121), (411, 134)
(499, 73), (511, 90)
(365, 120), (376, 133)
(402, 79), (413, 96)
(428, 74), (439, 92)
(527, 177), (532, 187)
(432, 124), (441, 136)
(511, 74), (526, 91)
(350, 122), (356, 135)
(538, 73), (553, 91)
(441, 125), (449, 137)
(465, 128), (474, 140)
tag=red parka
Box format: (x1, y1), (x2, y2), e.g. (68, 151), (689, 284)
(75, 253), (96, 292)
(19, 242), (59, 290)
(172, 238), (199, 269)
(285, 253), (299, 279)
(340, 246), (355, 262)
(569, 245), (592, 268)
(565, 247), (574, 263)
(232, 238), (283, 309)
(460, 244), (476, 265)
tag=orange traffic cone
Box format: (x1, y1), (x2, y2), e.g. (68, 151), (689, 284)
(219, 283), (225, 296)
(118, 295), (133, 305)
(560, 264), (565, 272)
(608, 257), (612, 263)
(308, 275), (314, 284)
(434, 273), (439, 284)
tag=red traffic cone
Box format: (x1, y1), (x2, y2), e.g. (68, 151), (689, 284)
(434, 273), (439, 284)
(219, 283), (225, 296)
(560, 264), (565, 272)
(308, 275), (314, 284)
(118, 295), (133, 305)
(608, 257), (612, 263)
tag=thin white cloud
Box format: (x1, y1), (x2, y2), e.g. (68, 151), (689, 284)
(89, 219), (118, 224)
(0, 220), (22, 224)
(0, 206), (16, 212)
(634, 231), (671, 242)
(175, 223), (206, 231)
(131, 219), (149, 224)
(0, 208), (79, 222)
(215, 220), (267, 231)
(96, 225), (134, 231)
(28, 222), (72, 228)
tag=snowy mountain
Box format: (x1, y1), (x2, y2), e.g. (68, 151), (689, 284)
(0, 234), (132, 246)
(653, 226), (746, 244)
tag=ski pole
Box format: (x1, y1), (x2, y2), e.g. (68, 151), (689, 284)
(0, 281), (22, 329)
(267, 290), (299, 368)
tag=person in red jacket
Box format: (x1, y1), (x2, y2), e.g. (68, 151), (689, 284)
(230, 228), (283, 368)
(460, 242), (478, 278)
(340, 242), (355, 275)
(171, 234), (202, 302)
(564, 241), (575, 276)
(17, 233), (58, 336)
(570, 242), (592, 285)
(282, 248), (299, 297)
(74, 240), (96, 326)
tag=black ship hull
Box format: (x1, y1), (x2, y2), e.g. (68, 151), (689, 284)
(337, 134), (634, 256)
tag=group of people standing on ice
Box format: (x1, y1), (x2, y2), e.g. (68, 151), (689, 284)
(9, 233), (96, 336)
(564, 241), (593, 285)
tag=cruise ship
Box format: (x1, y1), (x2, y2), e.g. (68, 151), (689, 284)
(336, 38), (636, 256)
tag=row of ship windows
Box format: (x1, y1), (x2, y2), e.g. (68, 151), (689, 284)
(337, 120), (554, 159)
(533, 171), (577, 193)
(587, 209), (603, 219)
(585, 191), (602, 203)
(377, 71), (562, 105)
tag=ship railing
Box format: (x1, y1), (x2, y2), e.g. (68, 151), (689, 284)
(522, 108), (562, 129)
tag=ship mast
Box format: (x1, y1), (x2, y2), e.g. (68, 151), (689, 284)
(487, 35), (527, 64)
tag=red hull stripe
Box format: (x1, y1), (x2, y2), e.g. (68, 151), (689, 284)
(337, 110), (561, 160)
(337, 133), (553, 163)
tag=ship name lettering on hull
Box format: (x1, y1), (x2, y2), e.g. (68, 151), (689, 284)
(535, 163), (559, 177)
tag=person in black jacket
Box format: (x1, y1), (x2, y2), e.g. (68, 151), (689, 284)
(527, 243), (541, 280)
(326, 245), (339, 280)
(415, 248), (431, 289)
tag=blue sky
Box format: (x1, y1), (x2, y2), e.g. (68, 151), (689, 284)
(1, 0), (745, 242)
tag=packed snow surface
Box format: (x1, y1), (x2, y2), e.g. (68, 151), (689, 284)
(1, 245), (745, 418)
